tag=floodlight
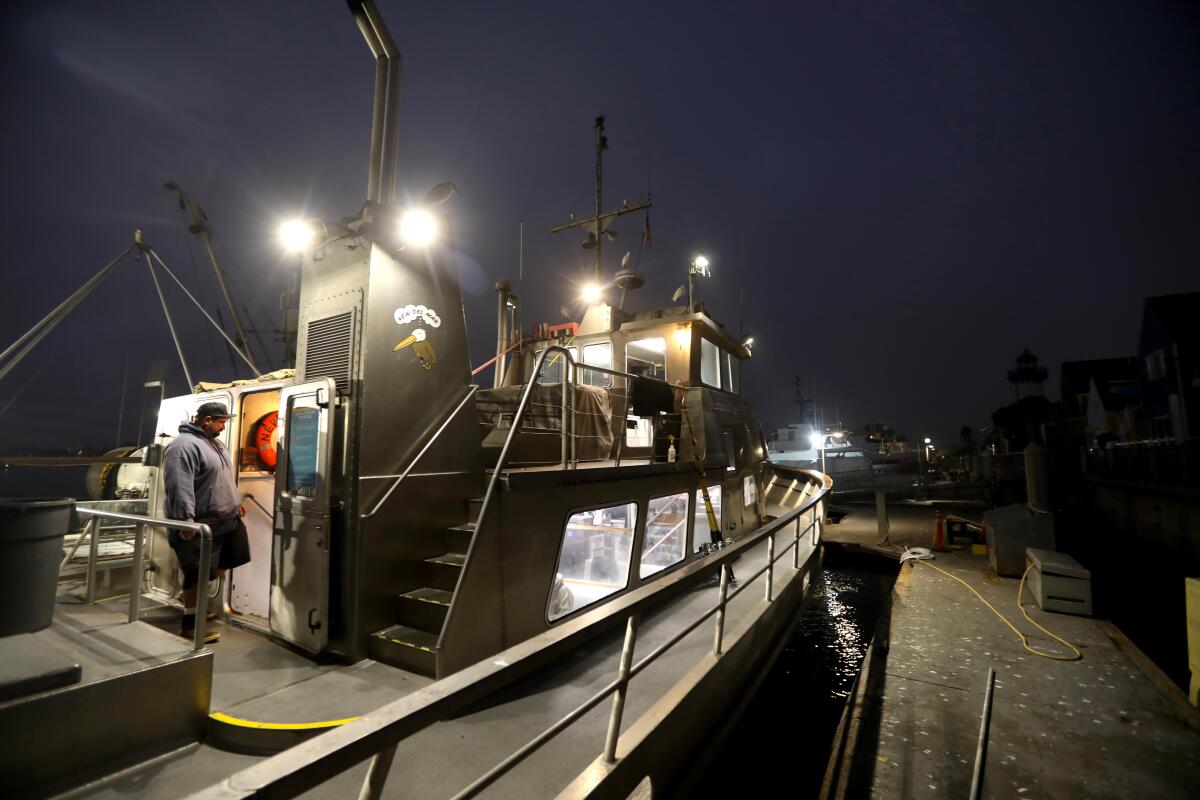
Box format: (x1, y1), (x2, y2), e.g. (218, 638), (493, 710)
(581, 282), (602, 303)
(399, 208), (439, 247)
(278, 219), (316, 253)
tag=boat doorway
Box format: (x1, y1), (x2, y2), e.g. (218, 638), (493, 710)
(229, 387), (281, 633)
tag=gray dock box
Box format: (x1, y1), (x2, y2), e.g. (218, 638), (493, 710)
(984, 503), (1056, 578)
(1025, 547), (1093, 616)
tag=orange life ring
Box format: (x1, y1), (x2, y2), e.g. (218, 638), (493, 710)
(253, 412), (279, 471)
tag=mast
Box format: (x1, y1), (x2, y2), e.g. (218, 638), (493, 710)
(550, 117), (651, 295)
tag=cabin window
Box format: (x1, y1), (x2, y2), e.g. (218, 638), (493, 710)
(640, 492), (688, 578)
(743, 475), (757, 507)
(548, 502), (637, 622)
(537, 346), (577, 384)
(700, 338), (721, 389)
(726, 354), (739, 394)
(693, 486), (722, 545)
(626, 337), (667, 380)
(723, 430), (737, 471)
(581, 342), (613, 387)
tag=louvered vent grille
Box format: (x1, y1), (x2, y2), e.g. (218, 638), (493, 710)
(304, 312), (354, 392)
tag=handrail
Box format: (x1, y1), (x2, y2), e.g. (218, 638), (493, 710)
(361, 384), (479, 520)
(193, 467), (829, 800)
(74, 506), (214, 651)
(452, 471), (830, 798)
(437, 346), (674, 650)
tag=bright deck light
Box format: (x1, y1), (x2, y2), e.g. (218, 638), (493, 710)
(278, 219), (316, 252)
(400, 208), (439, 247)
(693, 255), (710, 270)
(673, 326), (690, 347)
(580, 282), (602, 303)
(810, 434), (824, 450)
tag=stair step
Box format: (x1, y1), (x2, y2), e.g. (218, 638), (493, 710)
(466, 497), (485, 517)
(395, 587), (452, 632)
(369, 625), (438, 676)
(444, 522), (475, 553)
(423, 552), (465, 591)
(447, 522), (476, 533)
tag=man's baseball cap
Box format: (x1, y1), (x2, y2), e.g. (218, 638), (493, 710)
(194, 401), (232, 420)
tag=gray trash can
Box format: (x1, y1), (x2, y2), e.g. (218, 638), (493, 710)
(0, 499), (74, 636)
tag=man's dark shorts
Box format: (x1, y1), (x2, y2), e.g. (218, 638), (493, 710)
(167, 517), (252, 590)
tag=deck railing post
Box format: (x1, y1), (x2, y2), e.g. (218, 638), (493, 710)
(569, 364), (577, 469)
(127, 521), (145, 623)
(813, 502), (821, 545)
(193, 524), (213, 651)
(85, 517), (100, 603)
(793, 513), (801, 569)
(765, 532), (775, 602)
(603, 614), (640, 763)
(713, 563), (730, 655)
(560, 364), (569, 469)
(358, 743), (398, 800)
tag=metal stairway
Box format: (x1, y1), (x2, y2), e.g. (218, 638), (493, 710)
(368, 496), (483, 676)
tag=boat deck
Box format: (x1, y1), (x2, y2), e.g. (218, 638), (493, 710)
(822, 503), (1200, 799)
(53, 530), (801, 799)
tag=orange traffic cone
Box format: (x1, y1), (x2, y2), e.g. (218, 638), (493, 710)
(933, 508), (946, 552)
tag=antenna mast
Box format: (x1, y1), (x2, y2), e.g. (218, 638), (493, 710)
(550, 116), (651, 292)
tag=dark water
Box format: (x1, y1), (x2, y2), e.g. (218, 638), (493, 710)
(686, 551), (897, 798)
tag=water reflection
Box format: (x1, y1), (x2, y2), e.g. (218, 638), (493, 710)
(692, 555), (897, 796)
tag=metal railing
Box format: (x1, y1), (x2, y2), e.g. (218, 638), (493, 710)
(438, 346), (675, 651)
(361, 384), (480, 520)
(74, 506), (214, 652)
(195, 467), (829, 800)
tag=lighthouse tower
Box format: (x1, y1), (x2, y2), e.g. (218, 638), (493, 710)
(1008, 348), (1048, 400)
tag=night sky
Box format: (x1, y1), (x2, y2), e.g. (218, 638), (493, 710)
(1, 1), (1197, 457)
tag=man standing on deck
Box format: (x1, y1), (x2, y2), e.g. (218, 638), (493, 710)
(163, 401), (250, 642)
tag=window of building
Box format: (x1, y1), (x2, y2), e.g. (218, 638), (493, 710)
(743, 474), (757, 508)
(640, 492), (689, 578)
(700, 337), (722, 389)
(693, 486), (722, 545)
(582, 342), (613, 387)
(537, 346), (577, 384)
(548, 502), (637, 621)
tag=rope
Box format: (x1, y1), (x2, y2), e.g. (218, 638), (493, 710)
(904, 550), (1082, 662)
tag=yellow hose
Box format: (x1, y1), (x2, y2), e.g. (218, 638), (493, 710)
(913, 559), (1083, 662)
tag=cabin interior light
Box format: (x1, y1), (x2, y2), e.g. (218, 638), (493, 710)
(580, 282), (602, 304)
(399, 208), (439, 247)
(278, 219), (317, 253)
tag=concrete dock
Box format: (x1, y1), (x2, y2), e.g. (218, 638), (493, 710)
(822, 502), (1200, 799)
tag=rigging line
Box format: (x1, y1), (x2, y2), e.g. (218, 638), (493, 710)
(147, 249), (261, 376)
(241, 301), (274, 370)
(179, 204), (222, 379)
(114, 355), (129, 448)
(0, 356), (52, 418)
(0, 246), (135, 384)
(144, 250), (194, 390)
(210, 231), (280, 330)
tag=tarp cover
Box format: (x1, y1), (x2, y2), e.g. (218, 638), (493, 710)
(477, 383), (616, 461)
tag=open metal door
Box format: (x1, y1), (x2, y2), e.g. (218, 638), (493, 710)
(270, 378), (336, 653)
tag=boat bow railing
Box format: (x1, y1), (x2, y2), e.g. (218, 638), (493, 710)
(193, 465), (831, 800)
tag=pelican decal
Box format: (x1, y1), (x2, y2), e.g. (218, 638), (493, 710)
(393, 304), (441, 370)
